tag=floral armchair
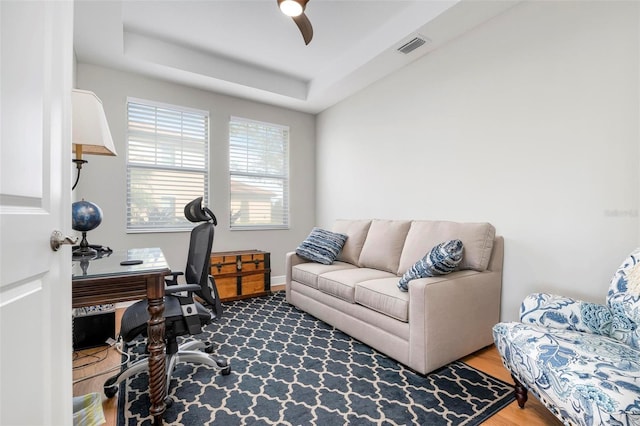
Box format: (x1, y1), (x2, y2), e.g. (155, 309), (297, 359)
(493, 248), (640, 425)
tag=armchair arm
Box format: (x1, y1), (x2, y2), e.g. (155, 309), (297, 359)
(520, 293), (611, 335)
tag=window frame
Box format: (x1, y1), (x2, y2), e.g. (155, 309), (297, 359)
(125, 97), (210, 233)
(228, 116), (290, 231)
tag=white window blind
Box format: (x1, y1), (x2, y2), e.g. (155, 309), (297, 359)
(126, 98), (209, 232)
(229, 116), (289, 230)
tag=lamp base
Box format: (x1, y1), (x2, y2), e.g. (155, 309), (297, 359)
(72, 246), (97, 258)
(72, 231), (97, 258)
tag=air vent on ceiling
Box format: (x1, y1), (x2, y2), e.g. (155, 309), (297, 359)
(396, 35), (428, 55)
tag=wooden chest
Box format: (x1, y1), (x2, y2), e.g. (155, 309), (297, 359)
(210, 250), (271, 302)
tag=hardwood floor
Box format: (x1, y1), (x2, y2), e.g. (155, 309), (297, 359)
(461, 346), (561, 425)
(73, 299), (561, 426)
(73, 308), (124, 426)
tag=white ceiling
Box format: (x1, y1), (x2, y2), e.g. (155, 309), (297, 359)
(74, 0), (519, 114)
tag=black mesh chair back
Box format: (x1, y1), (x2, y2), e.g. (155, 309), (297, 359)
(183, 196), (221, 315)
(185, 221), (221, 316)
(104, 197), (230, 401)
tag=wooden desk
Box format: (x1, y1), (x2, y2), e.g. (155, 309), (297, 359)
(72, 247), (170, 425)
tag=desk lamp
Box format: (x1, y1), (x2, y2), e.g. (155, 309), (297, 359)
(71, 89), (117, 190)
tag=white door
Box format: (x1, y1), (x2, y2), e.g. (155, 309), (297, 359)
(0, 1), (74, 425)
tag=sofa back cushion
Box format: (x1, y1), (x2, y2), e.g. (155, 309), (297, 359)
(397, 221), (496, 275)
(332, 219), (372, 265)
(358, 219), (411, 274)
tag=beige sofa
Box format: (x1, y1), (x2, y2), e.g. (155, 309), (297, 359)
(285, 219), (504, 375)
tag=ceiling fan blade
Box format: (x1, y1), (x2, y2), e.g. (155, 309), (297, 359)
(292, 12), (313, 45)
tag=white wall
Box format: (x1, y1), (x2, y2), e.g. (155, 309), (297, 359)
(75, 64), (316, 281)
(316, 1), (640, 321)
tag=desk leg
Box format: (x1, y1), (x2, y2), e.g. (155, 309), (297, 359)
(147, 294), (166, 425)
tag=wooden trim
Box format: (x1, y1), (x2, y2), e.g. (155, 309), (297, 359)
(72, 270), (169, 307)
(211, 269), (271, 280)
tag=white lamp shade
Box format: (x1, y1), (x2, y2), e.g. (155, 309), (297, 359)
(71, 89), (117, 156)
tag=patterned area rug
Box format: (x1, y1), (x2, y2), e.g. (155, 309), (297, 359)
(117, 292), (514, 425)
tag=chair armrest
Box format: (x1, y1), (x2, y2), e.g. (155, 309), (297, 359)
(165, 271), (184, 286)
(520, 293), (611, 335)
(164, 283), (200, 295)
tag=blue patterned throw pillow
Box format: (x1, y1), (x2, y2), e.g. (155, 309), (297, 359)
(296, 227), (348, 265)
(398, 240), (464, 291)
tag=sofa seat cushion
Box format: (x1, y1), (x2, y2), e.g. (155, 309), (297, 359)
(292, 261), (357, 289)
(317, 268), (396, 303)
(355, 278), (409, 322)
(493, 322), (640, 425)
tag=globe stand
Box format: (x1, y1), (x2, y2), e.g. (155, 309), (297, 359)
(72, 200), (103, 259)
(72, 231), (97, 258)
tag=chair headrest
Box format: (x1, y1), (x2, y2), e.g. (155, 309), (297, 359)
(184, 197), (217, 225)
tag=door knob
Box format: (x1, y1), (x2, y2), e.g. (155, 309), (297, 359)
(50, 230), (78, 251)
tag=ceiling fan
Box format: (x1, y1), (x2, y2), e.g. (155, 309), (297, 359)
(277, 0), (313, 45)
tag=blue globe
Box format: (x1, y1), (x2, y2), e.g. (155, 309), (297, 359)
(72, 200), (103, 232)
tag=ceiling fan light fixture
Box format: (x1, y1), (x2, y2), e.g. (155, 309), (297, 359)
(279, 0), (304, 17)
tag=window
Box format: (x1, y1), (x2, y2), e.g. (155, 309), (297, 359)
(229, 117), (289, 230)
(126, 98), (209, 232)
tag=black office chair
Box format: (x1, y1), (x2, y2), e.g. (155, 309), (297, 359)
(104, 197), (230, 402)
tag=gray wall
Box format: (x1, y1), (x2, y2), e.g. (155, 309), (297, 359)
(316, 1), (640, 321)
(75, 64), (316, 282)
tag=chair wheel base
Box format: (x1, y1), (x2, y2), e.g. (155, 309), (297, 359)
(215, 357), (230, 375)
(104, 376), (119, 398)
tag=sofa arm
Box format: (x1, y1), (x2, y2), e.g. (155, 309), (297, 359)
(520, 293), (611, 336)
(408, 269), (502, 374)
(285, 252), (308, 299)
